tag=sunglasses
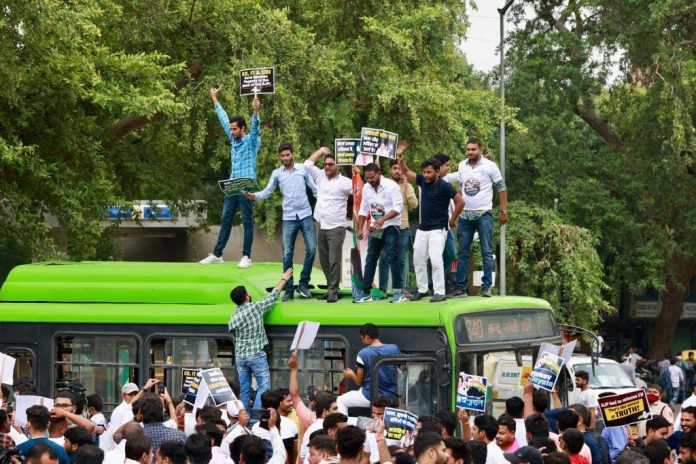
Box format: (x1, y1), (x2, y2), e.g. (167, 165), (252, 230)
(324, 163), (336, 168)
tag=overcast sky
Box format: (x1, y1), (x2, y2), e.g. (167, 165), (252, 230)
(460, 2), (513, 73)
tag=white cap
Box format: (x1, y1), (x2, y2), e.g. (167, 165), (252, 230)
(226, 400), (244, 418)
(122, 382), (139, 394)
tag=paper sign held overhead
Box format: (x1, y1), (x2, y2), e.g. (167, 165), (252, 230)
(529, 350), (565, 391)
(0, 353), (16, 385)
(598, 389), (651, 427)
(184, 367), (237, 409)
(383, 407), (418, 447)
(359, 128), (399, 159)
(290, 321), (320, 351)
(240, 67), (275, 96)
(536, 340), (577, 366)
(456, 372), (488, 412)
(334, 139), (361, 166)
(14, 396), (54, 427)
(181, 368), (200, 395)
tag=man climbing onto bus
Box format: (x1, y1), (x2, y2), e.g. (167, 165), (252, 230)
(229, 268), (293, 410)
(336, 324), (401, 415)
(200, 87), (260, 268)
(246, 143), (318, 301)
(397, 151), (464, 303)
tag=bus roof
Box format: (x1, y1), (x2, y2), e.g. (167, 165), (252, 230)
(0, 261), (552, 326)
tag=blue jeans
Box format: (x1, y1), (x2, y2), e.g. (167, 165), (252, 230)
(282, 216), (317, 289)
(456, 212), (494, 289)
(379, 228), (411, 291)
(236, 351), (271, 410)
(214, 194), (254, 258)
(363, 226), (402, 293)
(443, 229), (457, 272)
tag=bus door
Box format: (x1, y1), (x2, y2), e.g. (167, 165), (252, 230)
(370, 354), (449, 417)
(0, 344), (37, 387)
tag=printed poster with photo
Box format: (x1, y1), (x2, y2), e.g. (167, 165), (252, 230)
(359, 128), (399, 159)
(383, 407), (418, 446)
(456, 372), (488, 412)
(529, 351), (565, 391)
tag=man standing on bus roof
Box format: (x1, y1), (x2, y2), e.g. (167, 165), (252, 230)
(303, 146), (353, 303)
(246, 143), (318, 301)
(353, 163), (407, 304)
(229, 268), (293, 410)
(397, 150), (464, 303)
(336, 323), (401, 415)
(199, 87), (260, 269)
(444, 137), (507, 298)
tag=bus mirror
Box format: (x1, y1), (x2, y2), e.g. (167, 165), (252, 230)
(515, 350), (522, 367)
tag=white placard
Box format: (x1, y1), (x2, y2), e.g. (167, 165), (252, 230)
(14, 396), (54, 427)
(290, 321), (320, 351)
(473, 271), (496, 287)
(0, 353), (15, 385)
(537, 340), (577, 366)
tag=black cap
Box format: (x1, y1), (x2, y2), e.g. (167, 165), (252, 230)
(503, 446), (543, 464)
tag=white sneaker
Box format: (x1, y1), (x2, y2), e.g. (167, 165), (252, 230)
(238, 256), (252, 269)
(199, 254), (223, 264)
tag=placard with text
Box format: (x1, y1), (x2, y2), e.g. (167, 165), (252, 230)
(529, 351), (564, 391)
(598, 389), (651, 427)
(456, 372), (488, 412)
(240, 67), (275, 95)
(359, 128), (399, 159)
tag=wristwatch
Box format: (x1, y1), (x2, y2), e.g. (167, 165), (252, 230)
(500, 210), (508, 215)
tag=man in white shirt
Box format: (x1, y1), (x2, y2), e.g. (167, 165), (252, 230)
(471, 415), (507, 464)
(101, 379), (158, 451)
(669, 357), (685, 406)
(574, 371), (597, 430)
(250, 392), (298, 463)
(304, 147), (353, 303)
(444, 137), (508, 298)
(353, 163), (406, 303)
(124, 434), (153, 464)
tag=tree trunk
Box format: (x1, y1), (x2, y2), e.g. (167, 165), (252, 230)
(649, 257), (696, 359)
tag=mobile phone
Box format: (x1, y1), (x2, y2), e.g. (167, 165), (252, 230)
(152, 381), (166, 395)
(250, 409), (270, 421)
(356, 416), (378, 432)
(307, 386), (317, 402)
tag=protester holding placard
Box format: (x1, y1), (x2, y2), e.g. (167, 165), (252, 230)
(229, 268), (293, 410)
(199, 87), (261, 269)
(397, 149), (464, 303)
(444, 137), (508, 298)
(304, 146), (353, 303)
(247, 143), (318, 301)
(353, 163), (406, 304)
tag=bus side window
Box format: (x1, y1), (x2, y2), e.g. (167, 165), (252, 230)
(149, 337), (235, 397)
(3, 348), (34, 383)
(396, 362), (439, 417)
(268, 338), (346, 396)
(54, 335), (138, 414)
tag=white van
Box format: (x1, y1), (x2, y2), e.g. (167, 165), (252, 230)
(563, 355), (637, 406)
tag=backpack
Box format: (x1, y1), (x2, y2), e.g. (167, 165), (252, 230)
(659, 369), (671, 391)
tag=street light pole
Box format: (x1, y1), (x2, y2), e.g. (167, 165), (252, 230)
(498, 0), (515, 296)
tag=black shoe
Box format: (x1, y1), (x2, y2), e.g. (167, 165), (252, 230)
(449, 287), (468, 298)
(327, 293), (338, 303)
(282, 291), (294, 302)
(296, 285), (311, 298)
(410, 292), (430, 301)
(317, 293), (329, 300)
(430, 294), (447, 303)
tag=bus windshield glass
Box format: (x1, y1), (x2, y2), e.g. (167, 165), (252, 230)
(573, 363), (635, 388)
(454, 308), (558, 345)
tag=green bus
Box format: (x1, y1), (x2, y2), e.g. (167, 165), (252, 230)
(0, 261), (561, 417)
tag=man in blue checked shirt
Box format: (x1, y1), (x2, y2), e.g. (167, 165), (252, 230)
(246, 143), (318, 301)
(199, 87), (261, 269)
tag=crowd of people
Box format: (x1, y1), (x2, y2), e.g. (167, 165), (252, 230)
(198, 89), (508, 303)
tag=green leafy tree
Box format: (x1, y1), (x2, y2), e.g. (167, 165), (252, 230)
(503, 0), (696, 356)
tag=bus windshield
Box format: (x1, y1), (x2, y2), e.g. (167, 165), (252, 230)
(573, 363), (635, 388)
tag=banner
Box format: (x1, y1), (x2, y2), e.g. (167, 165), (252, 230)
(334, 139), (361, 165)
(383, 407), (418, 445)
(456, 373), (488, 412)
(598, 389), (651, 427)
(239, 67), (275, 95)
(359, 128), (399, 159)
(218, 178), (261, 197)
(529, 351), (564, 391)
(181, 368), (200, 395)
(0, 353), (15, 385)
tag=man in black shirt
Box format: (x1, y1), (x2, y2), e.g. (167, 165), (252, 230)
(398, 152), (464, 302)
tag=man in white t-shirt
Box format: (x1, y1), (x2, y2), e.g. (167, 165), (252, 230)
(443, 138), (508, 298)
(574, 370), (597, 430)
(668, 358), (685, 406)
